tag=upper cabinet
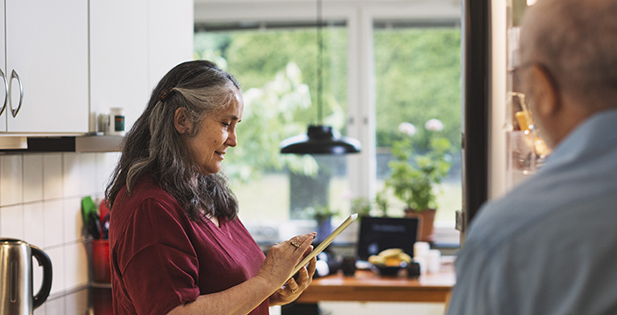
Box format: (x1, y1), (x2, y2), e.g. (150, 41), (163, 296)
(90, 0), (150, 134)
(0, 0), (193, 137)
(0, 3), (5, 132)
(90, 0), (194, 133)
(146, 0), (194, 92)
(4, 0), (89, 134)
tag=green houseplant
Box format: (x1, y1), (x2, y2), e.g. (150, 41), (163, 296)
(385, 119), (453, 242)
(305, 205), (340, 243)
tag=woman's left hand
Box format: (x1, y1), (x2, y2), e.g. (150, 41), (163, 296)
(269, 255), (317, 305)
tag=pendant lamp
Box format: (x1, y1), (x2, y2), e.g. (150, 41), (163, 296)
(279, 0), (361, 155)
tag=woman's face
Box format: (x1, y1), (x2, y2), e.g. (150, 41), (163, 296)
(183, 89), (244, 175)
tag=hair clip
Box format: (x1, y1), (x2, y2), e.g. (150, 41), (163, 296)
(159, 88), (176, 101)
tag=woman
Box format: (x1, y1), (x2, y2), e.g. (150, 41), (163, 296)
(106, 60), (317, 315)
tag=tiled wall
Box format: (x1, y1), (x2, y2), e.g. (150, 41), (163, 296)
(0, 152), (120, 299)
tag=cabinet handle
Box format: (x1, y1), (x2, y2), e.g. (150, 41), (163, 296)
(9, 70), (23, 118)
(0, 69), (7, 116)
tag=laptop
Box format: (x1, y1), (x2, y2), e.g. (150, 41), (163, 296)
(356, 216), (420, 261)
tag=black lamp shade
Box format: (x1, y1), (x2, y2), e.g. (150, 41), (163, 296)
(280, 125), (361, 154)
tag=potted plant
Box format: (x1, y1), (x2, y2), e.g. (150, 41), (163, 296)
(351, 197), (372, 218)
(385, 119), (453, 242)
(374, 189), (389, 217)
(306, 205), (340, 243)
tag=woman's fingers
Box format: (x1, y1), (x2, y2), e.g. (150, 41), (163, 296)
(291, 233), (316, 251)
(306, 256), (317, 278)
(287, 277), (299, 293)
(294, 257), (316, 286)
(258, 233), (317, 289)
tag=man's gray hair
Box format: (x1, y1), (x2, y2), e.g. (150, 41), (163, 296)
(521, 0), (617, 108)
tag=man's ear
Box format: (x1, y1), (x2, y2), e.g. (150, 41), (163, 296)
(174, 107), (192, 134)
(528, 64), (560, 117)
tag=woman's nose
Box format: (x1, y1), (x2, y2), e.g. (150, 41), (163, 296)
(226, 129), (238, 147)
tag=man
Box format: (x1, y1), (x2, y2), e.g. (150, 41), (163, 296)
(447, 0), (617, 314)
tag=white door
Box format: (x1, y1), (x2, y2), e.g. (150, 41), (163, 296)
(5, 0), (88, 133)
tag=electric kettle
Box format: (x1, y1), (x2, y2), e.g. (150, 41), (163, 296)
(0, 238), (52, 315)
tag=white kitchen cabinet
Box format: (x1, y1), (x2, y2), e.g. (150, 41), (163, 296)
(0, 2), (6, 132)
(90, 0), (193, 133)
(4, 0), (89, 134)
(90, 0), (150, 133)
(147, 0), (194, 90)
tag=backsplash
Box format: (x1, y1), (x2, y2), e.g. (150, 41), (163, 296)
(0, 152), (120, 301)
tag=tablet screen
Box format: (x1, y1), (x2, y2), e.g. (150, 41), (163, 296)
(291, 213), (358, 276)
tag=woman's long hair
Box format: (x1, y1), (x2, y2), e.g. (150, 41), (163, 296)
(105, 60), (240, 221)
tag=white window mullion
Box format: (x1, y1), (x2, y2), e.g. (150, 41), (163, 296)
(347, 5), (377, 202)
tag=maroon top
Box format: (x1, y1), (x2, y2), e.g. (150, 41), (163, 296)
(109, 176), (268, 315)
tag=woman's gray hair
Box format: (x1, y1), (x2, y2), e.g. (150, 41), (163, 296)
(521, 0), (617, 108)
(106, 60), (241, 221)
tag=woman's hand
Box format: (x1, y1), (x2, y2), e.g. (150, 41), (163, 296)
(269, 255), (317, 306)
(255, 233), (317, 297)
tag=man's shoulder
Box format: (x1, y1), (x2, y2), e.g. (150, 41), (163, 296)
(464, 182), (552, 251)
(466, 166), (617, 254)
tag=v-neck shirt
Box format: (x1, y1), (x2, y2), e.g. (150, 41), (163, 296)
(109, 175), (268, 315)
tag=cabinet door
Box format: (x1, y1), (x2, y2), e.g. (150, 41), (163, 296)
(6, 0), (88, 133)
(148, 0), (194, 89)
(90, 0), (149, 133)
(0, 2), (6, 132)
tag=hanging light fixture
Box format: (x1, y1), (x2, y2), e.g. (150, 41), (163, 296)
(279, 0), (361, 155)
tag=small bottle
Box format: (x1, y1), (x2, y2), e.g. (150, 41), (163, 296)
(106, 107), (125, 136)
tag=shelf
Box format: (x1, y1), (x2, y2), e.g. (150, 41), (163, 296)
(0, 135), (123, 153)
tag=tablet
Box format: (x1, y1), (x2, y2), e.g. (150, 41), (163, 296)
(291, 213), (359, 276)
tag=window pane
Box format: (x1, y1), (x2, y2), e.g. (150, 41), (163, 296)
(373, 25), (462, 229)
(195, 24), (351, 239)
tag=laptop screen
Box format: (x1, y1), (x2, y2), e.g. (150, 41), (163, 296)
(356, 216), (420, 260)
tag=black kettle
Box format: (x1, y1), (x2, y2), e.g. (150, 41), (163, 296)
(0, 238), (53, 315)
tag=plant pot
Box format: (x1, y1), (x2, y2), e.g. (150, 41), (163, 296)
(315, 217), (332, 243)
(404, 208), (436, 243)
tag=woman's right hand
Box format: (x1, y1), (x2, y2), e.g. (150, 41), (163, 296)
(255, 232), (316, 289)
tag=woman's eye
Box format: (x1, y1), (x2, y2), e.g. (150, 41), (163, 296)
(222, 122), (231, 127)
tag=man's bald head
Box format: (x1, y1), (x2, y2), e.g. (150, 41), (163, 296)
(521, 0), (617, 111)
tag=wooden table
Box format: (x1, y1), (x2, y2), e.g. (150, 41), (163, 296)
(296, 263), (455, 304)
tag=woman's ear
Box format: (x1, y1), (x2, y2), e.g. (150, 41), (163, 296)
(174, 107), (192, 134)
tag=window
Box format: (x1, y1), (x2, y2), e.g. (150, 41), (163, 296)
(195, 22), (352, 241)
(193, 1), (462, 246)
(373, 21), (462, 241)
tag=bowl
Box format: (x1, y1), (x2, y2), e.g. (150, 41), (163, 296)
(371, 263), (407, 276)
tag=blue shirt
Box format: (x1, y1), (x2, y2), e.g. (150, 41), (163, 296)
(448, 108), (617, 315)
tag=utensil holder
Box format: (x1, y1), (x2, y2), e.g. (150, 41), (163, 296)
(92, 240), (111, 283)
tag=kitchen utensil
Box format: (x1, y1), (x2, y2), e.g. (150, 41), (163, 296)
(0, 238), (53, 315)
(81, 196), (97, 226)
(101, 213), (110, 240)
(88, 211), (101, 240)
(99, 199), (110, 224)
